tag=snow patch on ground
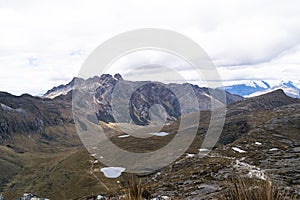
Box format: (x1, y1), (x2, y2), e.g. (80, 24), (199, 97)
(151, 196), (170, 200)
(255, 142), (262, 145)
(234, 160), (267, 180)
(269, 148), (280, 151)
(186, 153), (195, 158)
(232, 147), (247, 153)
(100, 167), (126, 178)
(198, 148), (209, 152)
(118, 134), (130, 138)
(149, 132), (169, 137)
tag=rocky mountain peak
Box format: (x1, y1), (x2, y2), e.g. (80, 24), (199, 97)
(114, 73), (123, 80)
(44, 74), (243, 125)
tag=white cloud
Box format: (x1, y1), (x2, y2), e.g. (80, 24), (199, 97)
(0, 0), (299, 95)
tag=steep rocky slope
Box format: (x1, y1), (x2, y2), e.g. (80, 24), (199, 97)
(46, 74), (242, 125)
(0, 92), (78, 146)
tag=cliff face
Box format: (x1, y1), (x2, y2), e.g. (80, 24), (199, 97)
(50, 74), (243, 125)
(0, 92), (74, 144)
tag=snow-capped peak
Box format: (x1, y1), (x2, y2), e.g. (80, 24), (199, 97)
(244, 80), (270, 88)
(280, 81), (297, 88)
(245, 80), (300, 98)
(222, 80), (300, 99)
(221, 80), (271, 96)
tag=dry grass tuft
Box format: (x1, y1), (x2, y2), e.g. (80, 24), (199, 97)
(120, 175), (145, 200)
(220, 176), (298, 200)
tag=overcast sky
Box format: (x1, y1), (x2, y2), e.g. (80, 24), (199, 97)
(0, 0), (300, 95)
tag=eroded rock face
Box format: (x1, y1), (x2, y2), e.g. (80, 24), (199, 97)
(65, 74), (242, 125)
(0, 92), (74, 144)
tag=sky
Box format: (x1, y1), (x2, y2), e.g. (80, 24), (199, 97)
(0, 0), (300, 95)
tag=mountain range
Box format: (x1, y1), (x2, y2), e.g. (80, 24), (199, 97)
(44, 74), (242, 125)
(0, 75), (299, 199)
(45, 76), (300, 100)
(221, 80), (300, 98)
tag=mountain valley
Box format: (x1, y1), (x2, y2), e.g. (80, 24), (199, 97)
(0, 75), (299, 199)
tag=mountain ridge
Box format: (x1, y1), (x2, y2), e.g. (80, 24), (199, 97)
(44, 74), (243, 125)
(228, 89), (300, 112)
(221, 80), (300, 99)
